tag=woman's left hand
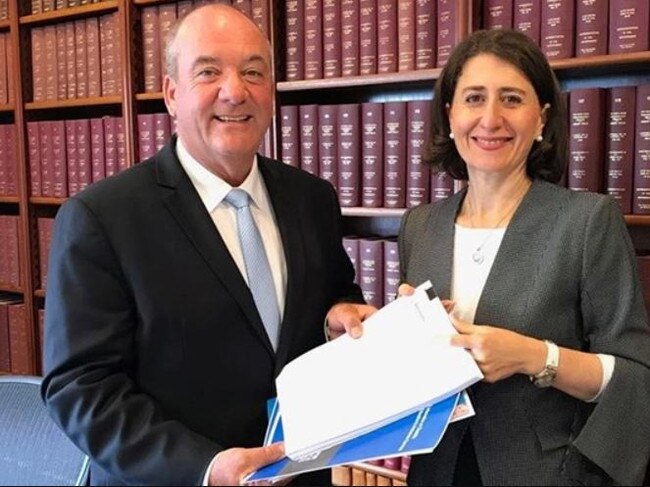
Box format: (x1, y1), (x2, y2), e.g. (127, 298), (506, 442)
(449, 315), (545, 383)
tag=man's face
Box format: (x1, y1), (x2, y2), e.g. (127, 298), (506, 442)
(164, 7), (273, 172)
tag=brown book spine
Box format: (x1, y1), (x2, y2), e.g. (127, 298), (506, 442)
(154, 112), (171, 152)
(299, 104), (319, 176)
(142, 6), (161, 93)
(55, 23), (67, 100)
(342, 236), (360, 284)
(0, 303), (9, 372)
(360, 0), (377, 74)
(74, 19), (88, 98)
(304, 0), (323, 80)
(541, 0), (576, 59)
(383, 239), (399, 305)
(359, 238), (384, 308)
(27, 122), (42, 196)
(116, 117), (127, 172)
(5, 33), (12, 105)
(32, 0), (42, 14)
(338, 103), (361, 207)
(323, 0), (342, 78)
(318, 104), (338, 191)
(99, 14), (113, 96)
(407, 99), (432, 207)
(42, 0), (54, 12)
(138, 114), (156, 162)
(634, 84), (650, 214)
(378, 0), (398, 73)
(233, 0), (252, 17)
(86, 17), (101, 98)
(568, 87), (606, 192)
(285, 0), (304, 81)
(65, 119), (79, 196)
(37, 217), (54, 290)
(398, 0), (416, 71)
(65, 21), (76, 99)
(431, 170), (454, 201)
(76, 119), (92, 192)
(51, 121), (68, 197)
(415, 0), (436, 70)
(384, 101), (407, 208)
(0, 34), (7, 105)
(606, 86), (635, 214)
(44, 25), (58, 101)
(103, 116), (117, 177)
(0, 125), (6, 195)
(483, 0), (514, 30)
(251, 0), (270, 39)
(341, 0), (360, 76)
(576, 0), (609, 57)
(39, 122), (53, 197)
(437, 0), (458, 67)
(90, 118), (105, 183)
(280, 105), (300, 167)
(5, 124), (16, 196)
(609, 0), (650, 54)
(177, 1), (193, 19)
(158, 3), (177, 84)
(361, 102), (384, 207)
(8, 303), (29, 375)
(31, 27), (45, 103)
(514, 0), (541, 45)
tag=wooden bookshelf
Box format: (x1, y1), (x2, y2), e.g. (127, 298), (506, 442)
(19, 1), (118, 26)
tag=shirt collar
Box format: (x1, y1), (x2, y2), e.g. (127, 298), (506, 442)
(175, 139), (267, 213)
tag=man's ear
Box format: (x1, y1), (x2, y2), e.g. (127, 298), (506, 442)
(162, 75), (177, 118)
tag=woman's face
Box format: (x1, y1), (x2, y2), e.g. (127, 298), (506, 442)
(448, 53), (547, 179)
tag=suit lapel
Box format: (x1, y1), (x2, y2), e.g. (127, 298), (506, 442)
(258, 157), (305, 368)
(156, 139), (275, 355)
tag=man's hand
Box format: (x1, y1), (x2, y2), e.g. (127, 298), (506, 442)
(398, 283), (455, 313)
(325, 302), (376, 339)
(208, 443), (285, 486)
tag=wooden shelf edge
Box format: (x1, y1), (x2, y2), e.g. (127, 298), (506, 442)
(19, 0), (119, 26)
(348, 462), (407, 482)
(277, 69), (442, 92)
(0, 285), (23, 294)
(624, 215), (650, 226)
(30, 196), (66, 205)
(0, 196), (19, 203)
(0, 103), (14, 112)
(34, 290), (45, 298)
(550, 51), (650, 71)
(136, 92), (164, 101)
(0, 19), (9, 30)
(133, 0), (178, 6)
(25, 96), (122, 110)
(342, 208), (407, 218)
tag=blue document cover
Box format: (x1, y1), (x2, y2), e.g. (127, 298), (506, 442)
(245, 393), (460, 482)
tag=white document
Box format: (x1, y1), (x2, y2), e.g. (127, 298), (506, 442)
(276, 281), (484, 461)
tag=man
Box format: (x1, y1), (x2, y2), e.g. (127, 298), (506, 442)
(42, 4), (372, 485)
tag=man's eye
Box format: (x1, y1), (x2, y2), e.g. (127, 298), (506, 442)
(197, 69), (218, 79)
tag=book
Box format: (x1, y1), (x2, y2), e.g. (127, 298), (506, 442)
(245, 393), (461, 483)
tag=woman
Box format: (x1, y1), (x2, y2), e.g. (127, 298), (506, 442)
(399, 29), (650, 485)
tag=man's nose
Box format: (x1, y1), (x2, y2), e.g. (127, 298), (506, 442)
(219, 71), (247, 104)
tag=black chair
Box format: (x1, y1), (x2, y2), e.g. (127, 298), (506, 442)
(0, 375), (90, 486)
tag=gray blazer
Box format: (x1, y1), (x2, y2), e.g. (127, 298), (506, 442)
(399, 180), (650, 485)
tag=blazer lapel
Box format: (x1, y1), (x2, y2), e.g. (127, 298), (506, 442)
(156, 139), (275, 354)
(258, 157), (306, 368)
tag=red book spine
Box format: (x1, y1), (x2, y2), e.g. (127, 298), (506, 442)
(5, 33), (12, 105)
(483, 0), (514, 30)
(378, 0), (398, 73)
(609, 0), (650, 54)
(541, 0), (576, 59)
(437, 0), (458, 68)
(304, 0), (323, 80)
(154, 113), (171, 152)
(55, 23), (67, 100)
(285, 0), (304, 81)
(75, 19), (88, 98)
(138, 114), (156, 162)
(514, 0), (541, 45)
(634, 84), (650, 214)
(359, 0), (377, 74)
(280, 105), (300, 167)
(65, 119), (79, 196)
(8, 303), (29, 375)
(568, 88), (606, 193)
(361, 102), (384, 208)
(415, 0), (436, 70)
(0, 125), (7, 196)
(37, 217), (54, 290)
(384, 101), (407, 208)
(7, 216), (19, 287)
(27, 122), (42, 197)
(431, 170), (454, 201)
(323, 0), (341, 78)
(44, 25), (57, 101)
(338, 103), (361, 207)
(0, 34), (7, 104)
(251, 0), (271, 40)
(177, 1), (193, 19)
(90, 118), (106, 183)
(318, 105), (338, 191)
(86, 16), (101, 98)
(299, 104), (319, 176)
(341, 0), (360, 77)
(103, 116), (117, 177)
(31, 27), (45, 102)
(359, 238), (384, 308)
(142, 6), (161, 93)
(65, 21), (76, 99)
(606, 86), (635, 214)
(383, 239), (399, 306)
(116, 117), (127, 172)
(51, 120), (68, 198)
(407, 99), (432, 207)
(76, 119), (92, 193)
(576, 0), (609, 57)
(158, 3), (177, 84)
(342, 237), (360, 284)
(0, 304), (9, 372)
(398, 0), (416, 72)
(39, 122), (54, 197)
(6, 124), (16, 196)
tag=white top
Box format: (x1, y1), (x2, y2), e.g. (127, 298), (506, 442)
(175, 139), (287, 318)
(451, 224), (613, 402)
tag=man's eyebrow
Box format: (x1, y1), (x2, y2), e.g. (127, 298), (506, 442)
(191, 56), (219, 70)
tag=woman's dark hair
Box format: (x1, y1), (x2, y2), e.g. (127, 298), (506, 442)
(425, 29), (567, 183)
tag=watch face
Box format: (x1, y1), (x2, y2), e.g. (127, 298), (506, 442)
(533, 367), (557, 388)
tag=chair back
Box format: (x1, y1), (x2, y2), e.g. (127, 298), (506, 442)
(0, 375), (90, 486)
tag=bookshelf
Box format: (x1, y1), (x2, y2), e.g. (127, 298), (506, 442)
(0, 0), (648, 484)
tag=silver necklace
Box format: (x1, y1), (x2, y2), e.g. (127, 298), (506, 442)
(467, 190), (527, 265)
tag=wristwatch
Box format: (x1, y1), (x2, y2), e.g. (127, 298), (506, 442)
(530, 340), (559, 388)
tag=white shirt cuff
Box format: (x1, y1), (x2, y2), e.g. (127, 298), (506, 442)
(202, 454), (219, 486)
(586, 354), (615, 403)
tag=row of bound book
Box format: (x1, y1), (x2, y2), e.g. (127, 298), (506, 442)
(31, 0), (109, 14)
(0, 0), (7, 20)
(0, 297), (29, 375)
(141, 0), (270, 93)
(31, 12), (122, 103)
(0, 124), (17, 197)
(0, 32), (15, 106)
(484, 0), (650, 59)
(285, 0), (455, 81)
(0, 216), (20, 289)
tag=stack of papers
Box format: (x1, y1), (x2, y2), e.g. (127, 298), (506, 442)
(276, 281), (483, 461)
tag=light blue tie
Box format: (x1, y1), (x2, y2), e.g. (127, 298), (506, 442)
(225, 188), (280, 350)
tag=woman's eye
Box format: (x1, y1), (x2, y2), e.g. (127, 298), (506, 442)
(503, 95), (523, 106)
(464, 94), (483, 104)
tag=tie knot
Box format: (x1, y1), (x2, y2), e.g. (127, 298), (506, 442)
(225, 188), (251, 210)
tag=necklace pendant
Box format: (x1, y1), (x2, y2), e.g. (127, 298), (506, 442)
(472, 249), (484, 265)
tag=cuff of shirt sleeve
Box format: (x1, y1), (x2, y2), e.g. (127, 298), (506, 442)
(202, 454), (220, 486)
(586, 354), (615, 403)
